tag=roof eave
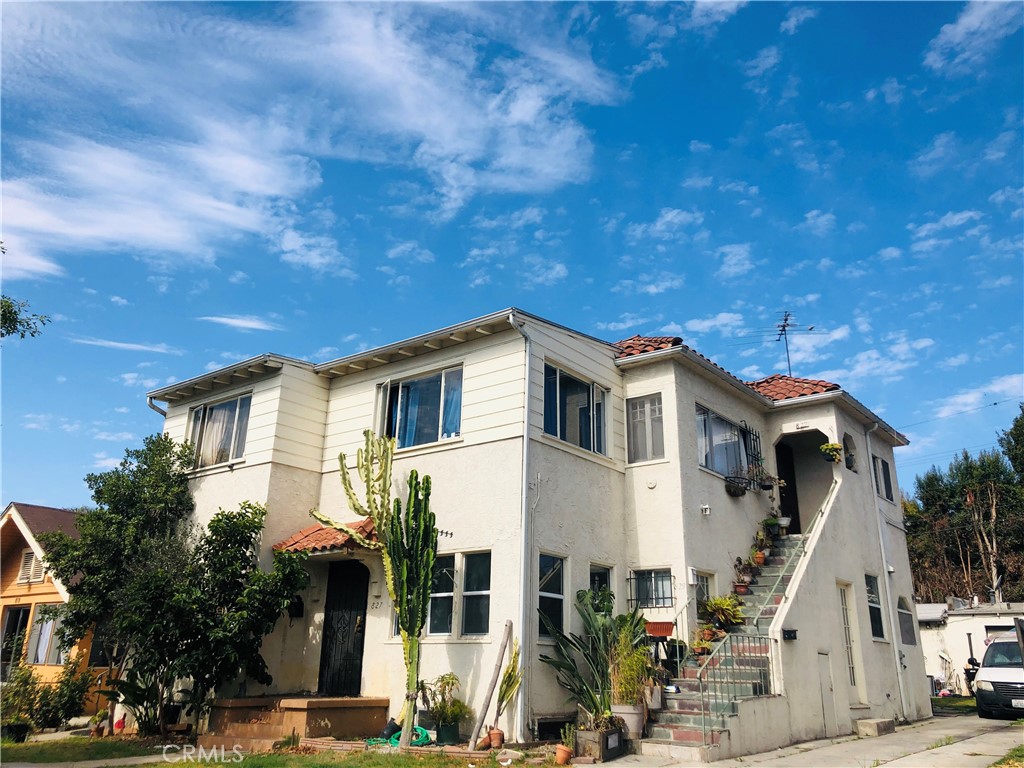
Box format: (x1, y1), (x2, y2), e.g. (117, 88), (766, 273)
(768, 390), (909, 446)
(1, 504), (70, 601)
(148, 353), (312, 404)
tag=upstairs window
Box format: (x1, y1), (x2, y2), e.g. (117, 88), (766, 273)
(897, 597), (916, 646)
(544, 364), (607, 455)
(190, 393), (252, 468)
(17, 550), (44, 583)
(384, 367), (463, 449)
(872, 456), (894, 501)
(695, 405), (752, 476)
(627, 394), (665, 463)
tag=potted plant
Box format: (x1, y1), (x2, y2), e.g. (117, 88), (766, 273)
(488, 638), (523, 748)
(700, 594), (745, 629)
(733, 558), (753, 594)
(574, 711), (626, 762)
(420, 674), (470, 745)
(820, 443), (843, 463)
(724, 475), (748, 497)
(609, 626), (650, 739)
(689, 629), (712, 656)
(556, 723), (575, 765)
(90, 709), (108, 738)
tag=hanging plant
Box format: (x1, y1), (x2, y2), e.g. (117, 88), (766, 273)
(819, 443), (843, 463)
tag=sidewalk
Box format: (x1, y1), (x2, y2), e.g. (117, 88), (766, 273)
(617, 714), (1021, 767)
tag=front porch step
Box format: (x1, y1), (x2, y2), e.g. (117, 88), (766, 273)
(640, 739), (707, 762)
(646, 723), (728, 745)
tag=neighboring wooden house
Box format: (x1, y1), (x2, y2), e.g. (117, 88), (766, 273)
(0, 502), (104, 714)
(146, 308), (932, 759)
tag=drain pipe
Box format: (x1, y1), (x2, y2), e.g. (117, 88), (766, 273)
(147, 396), (167, 418)
(865, 422), (910, 721)
(508, 312), (532, 743)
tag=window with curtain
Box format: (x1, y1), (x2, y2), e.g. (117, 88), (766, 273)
(543, 364), (607, 456)
(538, 554), (565, 636)
(627, 394), (664, 463)
(189, 393), (252, 468)
(383, 367), (463, 449)
(695, 405), (750, 475)
(26, 606), (64, 665)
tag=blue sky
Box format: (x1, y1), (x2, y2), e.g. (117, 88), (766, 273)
(2, 1), (1022, 508)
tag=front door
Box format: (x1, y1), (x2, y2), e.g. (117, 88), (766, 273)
(775, 443), (801, 533)
(318, 560), (369, 696)
(817, 652), (838, 737)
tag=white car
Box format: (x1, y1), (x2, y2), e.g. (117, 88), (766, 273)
(974, 631), (1024, 719)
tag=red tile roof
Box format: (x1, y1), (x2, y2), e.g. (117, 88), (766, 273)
(746, 374), (841, 402)
(613, 335), (683, 358)
(8, 503), (81, 541)
(273, 518), (377, 554)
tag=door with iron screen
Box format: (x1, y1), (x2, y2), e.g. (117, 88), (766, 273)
(318, 560), (369, 696)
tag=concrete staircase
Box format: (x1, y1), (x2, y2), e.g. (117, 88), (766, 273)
(642, 534), (805, 761)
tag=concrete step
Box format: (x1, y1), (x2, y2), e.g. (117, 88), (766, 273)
(647, 724), (727, 745)
(213, 722), (290, 740)
(639, 739), (706, 762)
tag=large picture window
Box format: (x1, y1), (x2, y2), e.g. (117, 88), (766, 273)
(627, 394), (665, 463)
(384, 367), (463, 449)
(629, 569), (673, 609)
(461, 552), (491, 635)
(695, 405), (751, 476)
(190, 393), (252, 468)
(544, 365), (606, 455)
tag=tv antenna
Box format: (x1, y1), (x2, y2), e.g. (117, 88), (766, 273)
(776, 311), (815, 377)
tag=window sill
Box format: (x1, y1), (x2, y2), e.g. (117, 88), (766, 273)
(392, 437), (465, 458)
(384, 635), (491, 644)
(627, 457), (671, 469)
(539, 433), (617, 467)
(188, 459), (247, 478)
(871, 637), (890, 644)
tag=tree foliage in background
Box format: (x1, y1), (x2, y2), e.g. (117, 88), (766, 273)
(39, 434), (308, 735)
(906, 404), (1024, 602)
(1, 243), (50, 339)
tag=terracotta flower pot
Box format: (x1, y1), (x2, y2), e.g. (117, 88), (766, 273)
(489, 727), (504, 748)
(555, 744), (573, 765)
(752, 551), (766, 566)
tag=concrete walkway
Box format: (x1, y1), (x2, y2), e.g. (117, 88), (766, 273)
(618, 715), (1021, 767)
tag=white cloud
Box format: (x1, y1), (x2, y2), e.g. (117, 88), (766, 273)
(743, 46), (780, 92)
(909, 132), (958, 177)
(688, 140), (712, 153)
(684, 312), (745, 336)
(684, 2), (746, 32)
(311, 346), (339, 360)
(780, 7), (817, 35)
(934, 373), (1024, 418)
(473, 206), (546, 230)
(197, 315), (283, 331)
(596, 313), (653, 333)
(386, 240), (435, 263)
(983, 130), (1016, 162)
(626, 208), (704, 241)
(718, 180), (759, 196)
(683, 175), (713, 189)
(228, 270), (249, 284)
(113, 406), (130, 413)
(989, 186), (1023, 206)
(910, 237), (952, 254)
(716, 243), (754, 278)
(765, 123), (829, 174)
(110, 295), (129, 306)
(92, 453), (122, 470)
(659, 322), (683, 335)
(924, 1), (1024, 76)
(867, 77), (905, 105)
(612, 272), (685, 295)
(522, 254), (567, 287)
(785, 325), (851, 367)
(95, 431), (135, 442)
(909, 210), (983, 239)
(795, 210), (836, 237)
(878, 246), (902, 260)
(117, 372), (160, 388)
(74, 337), (182, 354)
(938, 353), (970, 369)
(979, 275), (1014, 289)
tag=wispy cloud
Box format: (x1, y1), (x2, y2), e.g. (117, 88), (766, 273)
(73, 337), (182, 354)
(92, 453), (122, 470)
(878, 246), (903, 261)
(743, 46), (780, 93)
(909, 132), (959, 178)
(682, 175), (713, 189)
(197, 315), (283, 332)
(625, 208), (704, 242)
(908, 210), (983, 239)
(387, 241), (435, 263)
(924, 1), (1024, 76)
(473, 207), (546, 230)
(684, 2), (746, 32)
(118, 373), (161, 387)
(521, 254), (567, 287)
(716, 243), (754, 278)
(795, 210), (836, 237)
(780, 7), (817, 35)
(934, 373), (1024, 418)
(684, 312), (745, 336)
(865, 77), (904, 105)
(612, 272), (685, 295)
(595, 313), (655, 333)
(688, 140), (712, 153)
(95, 431), (135, 442)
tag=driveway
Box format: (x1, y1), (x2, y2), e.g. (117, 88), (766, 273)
(619, 714), (1022, 767)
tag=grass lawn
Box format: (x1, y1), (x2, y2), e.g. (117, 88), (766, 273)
(992, 744), (1024, 767)
(931, 695), (978, 714)
(0, 737), (163, 763)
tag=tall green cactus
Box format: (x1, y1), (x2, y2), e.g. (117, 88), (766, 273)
(311, 430), (437, 749)
(390, 469), (437, 748)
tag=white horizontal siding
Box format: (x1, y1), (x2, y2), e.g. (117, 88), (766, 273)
(272, 366), (329, 471)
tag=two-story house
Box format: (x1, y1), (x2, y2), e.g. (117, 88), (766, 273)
(147, 308), (931, 759)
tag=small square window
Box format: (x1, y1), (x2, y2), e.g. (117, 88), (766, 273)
(630, 569), (673, 609)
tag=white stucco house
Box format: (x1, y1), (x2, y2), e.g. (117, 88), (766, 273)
(146, 308), (931, 760)
(917, 599), (1024, 695)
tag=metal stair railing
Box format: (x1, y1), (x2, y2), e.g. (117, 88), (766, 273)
(750, 479), (839, 632)
(696, 632), (773, 750)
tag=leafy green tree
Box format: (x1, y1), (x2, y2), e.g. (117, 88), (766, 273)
(1, 295), (50, 339)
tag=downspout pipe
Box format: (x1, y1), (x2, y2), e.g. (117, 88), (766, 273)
(147, 396), (167, 418)
(508, 312), (532, 743)
(865, 422), (910, 721)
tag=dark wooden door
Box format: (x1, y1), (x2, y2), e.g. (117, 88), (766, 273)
(318, 560), (369, 696)
(775, 443), (801, 534)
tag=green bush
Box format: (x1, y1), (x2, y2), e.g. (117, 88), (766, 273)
(34, 654), (93, 729)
